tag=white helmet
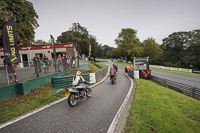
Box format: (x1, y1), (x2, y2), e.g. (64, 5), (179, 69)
(76, 71), (82, 76)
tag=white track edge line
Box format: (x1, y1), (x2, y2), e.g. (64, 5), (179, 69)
(0, 66), (110, 129)
(107, 72), (133, 133)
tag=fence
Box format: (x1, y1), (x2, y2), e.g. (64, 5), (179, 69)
(0, 59), (87, 88)
(51, 65), (108, 90)
(51, 74), (90, 90)
(0, 69), (72, 101)
(151, 75), (200, 100)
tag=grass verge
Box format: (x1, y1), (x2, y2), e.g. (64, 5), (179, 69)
(115, 60), (200, 77)
(125, 79), (200, 133)
(96, 62), (108, 68)
(89, 62), (100, 71)
(0, 84), (65, 124)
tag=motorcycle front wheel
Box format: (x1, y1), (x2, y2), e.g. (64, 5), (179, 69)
(68, 93), (78, 107)
(86, 88), (92, 97)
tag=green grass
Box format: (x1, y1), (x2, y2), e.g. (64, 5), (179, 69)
(95, 58), (108, 62)
(125, 79), (200, 133)
(89, 62), (100, 71)
(96, 62), (108, 68)
(115, 60), (200, 77)
(115, 60), (132, 66)
(0, 84), (65, 124)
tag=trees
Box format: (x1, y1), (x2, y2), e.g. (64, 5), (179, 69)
(115, 28), (143, 61)
(143, 38), (162, 64)
(57, 23), (102, 57)
(0, 0), (39, 46)
(161, 30), (200, 69)
(34, 40), (48, 45)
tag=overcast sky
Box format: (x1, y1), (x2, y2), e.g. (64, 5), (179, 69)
(29, 0), (200, 47)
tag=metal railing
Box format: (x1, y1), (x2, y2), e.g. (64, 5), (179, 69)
(151, 75), (200, 100)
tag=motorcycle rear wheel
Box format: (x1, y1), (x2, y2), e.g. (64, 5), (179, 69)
(68, 93), (78, 107)
(111, 78), (114, 84)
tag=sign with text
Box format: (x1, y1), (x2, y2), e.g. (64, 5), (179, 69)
(2, 20), (19, 63)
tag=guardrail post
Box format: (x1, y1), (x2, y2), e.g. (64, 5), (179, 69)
(192, 87), (194, 97)
(164, 79), (166, 87)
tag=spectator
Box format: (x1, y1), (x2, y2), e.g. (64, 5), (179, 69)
(42, 55), (49, 73)
(62, 53), (67, 71)
(57, 54), (62, 72)
(4, 53), (18, 84)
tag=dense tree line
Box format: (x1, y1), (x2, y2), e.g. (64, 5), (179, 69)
(57, 23), (102, 58)
(102, 28), (199, 69)
(161, 30), (200, 69)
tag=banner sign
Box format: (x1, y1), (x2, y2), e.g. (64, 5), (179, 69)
(2, 20), (19, 63)
(89, 44), (91, 57)
(139, 70), (151, 79)
(18, 44), (75, 51)
(0, 44), (75, 52)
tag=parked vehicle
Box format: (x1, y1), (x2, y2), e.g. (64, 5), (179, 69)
(66, 82), (92, 107)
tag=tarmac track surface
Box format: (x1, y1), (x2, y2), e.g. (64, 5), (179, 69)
(118, 65), (200, 88)
(0, 63), (131, 133)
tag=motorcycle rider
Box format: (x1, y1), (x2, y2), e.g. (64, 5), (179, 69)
(72, 71), (88, 97)
(110, 66), (117, 80)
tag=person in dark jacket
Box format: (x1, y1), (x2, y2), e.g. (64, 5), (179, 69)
(4, 53), (18, 84)
(62, 53), (67, 71)
(42, 55), (49, 73)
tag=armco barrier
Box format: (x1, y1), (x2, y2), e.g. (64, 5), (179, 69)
(51, 74), (90, 90)
(151, 75), (200, 100)
(95, 67), (107, 82)
(0, 70), (71, 101)
(0, 84), (18, 101)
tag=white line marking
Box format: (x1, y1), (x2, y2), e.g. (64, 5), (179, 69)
(107, 72), (133, 133)
(0, 67), (109, 129)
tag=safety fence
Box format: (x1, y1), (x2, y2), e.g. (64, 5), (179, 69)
(0, 59), (87, 88)
(151, 75), (200, 100)
(51, 74), (90, 90)
(0, 70), (72, 101)
(95, 67), (107, 82)
(51, 64), (108, 91)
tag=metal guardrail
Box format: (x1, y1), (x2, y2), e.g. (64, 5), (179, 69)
(151, 75), (200, 100)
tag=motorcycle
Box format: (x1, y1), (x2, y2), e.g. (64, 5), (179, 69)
(65, 82), (92, 107)
(110, 74), (117, 84)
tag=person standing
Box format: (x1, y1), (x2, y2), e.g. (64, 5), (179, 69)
(57, 54), (62, 72)
(42, 55), (49, 73)
(4, 53), (18, 84)
(33, 55), (41, 77)
(62, 53), (67, 71)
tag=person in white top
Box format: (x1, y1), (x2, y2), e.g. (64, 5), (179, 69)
(72, 71), (86, 87)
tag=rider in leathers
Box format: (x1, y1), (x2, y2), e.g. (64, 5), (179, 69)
(72, 71), (88, 96)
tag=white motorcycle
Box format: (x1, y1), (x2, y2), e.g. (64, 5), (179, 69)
(65, 81), (92, 107)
